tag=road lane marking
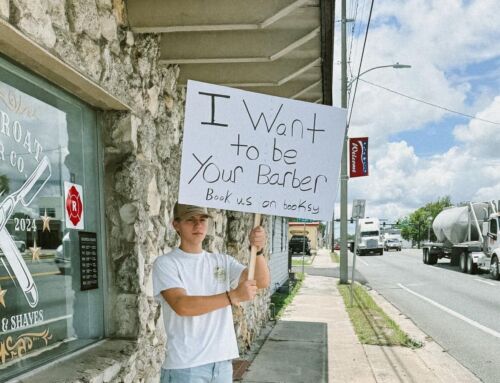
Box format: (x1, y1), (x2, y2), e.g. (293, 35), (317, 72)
(474, 278), (497, 286)
(357, 258), (369, 266)
(0, 270), (61, 281)
(1, 257), (17, 286)
(398, 283), (500, 340)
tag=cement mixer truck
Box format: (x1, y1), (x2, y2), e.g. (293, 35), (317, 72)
(422, 201), (500, 279)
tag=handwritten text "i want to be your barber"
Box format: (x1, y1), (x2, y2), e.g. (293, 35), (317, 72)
(179, 81), (346, 221)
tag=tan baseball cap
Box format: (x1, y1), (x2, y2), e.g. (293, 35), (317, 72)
(173, 203), (213, 220)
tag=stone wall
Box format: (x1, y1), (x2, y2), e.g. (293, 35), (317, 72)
(3, 1), (271, 382)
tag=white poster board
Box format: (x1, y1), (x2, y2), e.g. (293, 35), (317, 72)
(179, 81), (347, 221)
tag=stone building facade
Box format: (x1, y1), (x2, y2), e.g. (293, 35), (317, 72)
(0, 1), (281, 382)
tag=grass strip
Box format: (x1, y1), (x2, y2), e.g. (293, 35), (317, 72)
(291, 254), (314, 266)
(270, 273), (305, 319)
(338, 283), (422, 348)
(330, 251), (340, 263)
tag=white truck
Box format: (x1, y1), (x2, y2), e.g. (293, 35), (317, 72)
(383, 228), (403, 251)
(422, 201), (500, 279)
(356, 218), (384, 256)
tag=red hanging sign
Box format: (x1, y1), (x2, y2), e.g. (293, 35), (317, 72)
(349, 137), (369, 178)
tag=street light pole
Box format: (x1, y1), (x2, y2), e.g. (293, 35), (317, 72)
(330, 210), (335, 252)
(347, 63), (412, 88)
(339, 0), (349, 283)
(339, 56), (412, 284)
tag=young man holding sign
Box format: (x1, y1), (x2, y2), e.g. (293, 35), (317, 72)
(153, 203), (270, 383)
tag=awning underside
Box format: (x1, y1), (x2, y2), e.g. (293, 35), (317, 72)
(127, 0), (333, 104)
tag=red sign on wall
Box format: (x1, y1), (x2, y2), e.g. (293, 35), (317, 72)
(349, 137), (369, 178)
(64, 182), (84, 229)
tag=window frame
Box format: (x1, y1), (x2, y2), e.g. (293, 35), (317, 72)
(0, 53), (109, 379)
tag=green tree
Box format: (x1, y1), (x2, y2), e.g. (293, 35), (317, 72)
(318, 222), (326, 236)
(398, 196), (451, 248)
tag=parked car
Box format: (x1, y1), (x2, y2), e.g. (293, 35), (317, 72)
(348, 240), (355, 252)
(54, 232), (71, 274)
(289, 235), (311, 255)
(334, 242), (340, 250)
(12, 236), (26, 252)
(384, 238), (402, 251)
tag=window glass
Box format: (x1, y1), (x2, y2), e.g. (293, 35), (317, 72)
(490, 219), (497, 234)
(0, 57), (103, 380)
(361, 231), (379, 237)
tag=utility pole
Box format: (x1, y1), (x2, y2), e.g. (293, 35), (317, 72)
(330, 210), (335, 251)
(339, 0), (349, 283)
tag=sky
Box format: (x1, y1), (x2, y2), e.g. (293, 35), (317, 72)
(332, 0), (500, 232)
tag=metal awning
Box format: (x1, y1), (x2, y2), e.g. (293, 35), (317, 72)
(127, 0), (334, 105)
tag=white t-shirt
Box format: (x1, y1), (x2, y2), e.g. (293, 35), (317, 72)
(152, 248), (246, 369)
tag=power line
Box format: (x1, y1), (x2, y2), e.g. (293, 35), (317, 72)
(347, 0), (375, 130)
(348, 0), (367, 81)
(359, 78), (500, 126)
(347, 0), (360, 72)
(353, 0), (368, 67)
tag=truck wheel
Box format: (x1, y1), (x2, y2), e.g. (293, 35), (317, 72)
(491, 256), (500, 281)
(466, 254), (477, 275)
(459, 252), (467, 273)
(428, 253), (438, 265)
(423, 249), (429, 264)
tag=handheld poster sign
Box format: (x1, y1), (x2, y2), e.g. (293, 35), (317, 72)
(179, 81), (347, 279)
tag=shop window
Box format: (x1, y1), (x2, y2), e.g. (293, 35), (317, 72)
(0, 56), (104, 380)
(38, 208), (56, 218)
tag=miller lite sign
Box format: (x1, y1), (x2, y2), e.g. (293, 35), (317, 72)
(349, 137), (369, 178)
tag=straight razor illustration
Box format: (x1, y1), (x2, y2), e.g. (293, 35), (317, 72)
(0, 230), (38, 307)
(0, 156), (51, 308)
(0, 156), (51, 232)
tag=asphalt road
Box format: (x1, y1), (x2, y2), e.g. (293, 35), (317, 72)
(352, 248), (500, 383)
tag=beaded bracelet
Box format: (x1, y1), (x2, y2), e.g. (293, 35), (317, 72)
(226, 291), (233, 305)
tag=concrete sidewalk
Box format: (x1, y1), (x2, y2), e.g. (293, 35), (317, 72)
(240, 249), (480, 383)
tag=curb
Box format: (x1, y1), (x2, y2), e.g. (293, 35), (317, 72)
(366, 286), (482, 382)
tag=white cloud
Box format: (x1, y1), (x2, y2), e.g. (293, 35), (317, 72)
(348, 134), (500, 221)
(373, 0), (500, 68)
(474, 184), (500, 203)
(453, 96), (500, 156)
(331, 0), (500, 223)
